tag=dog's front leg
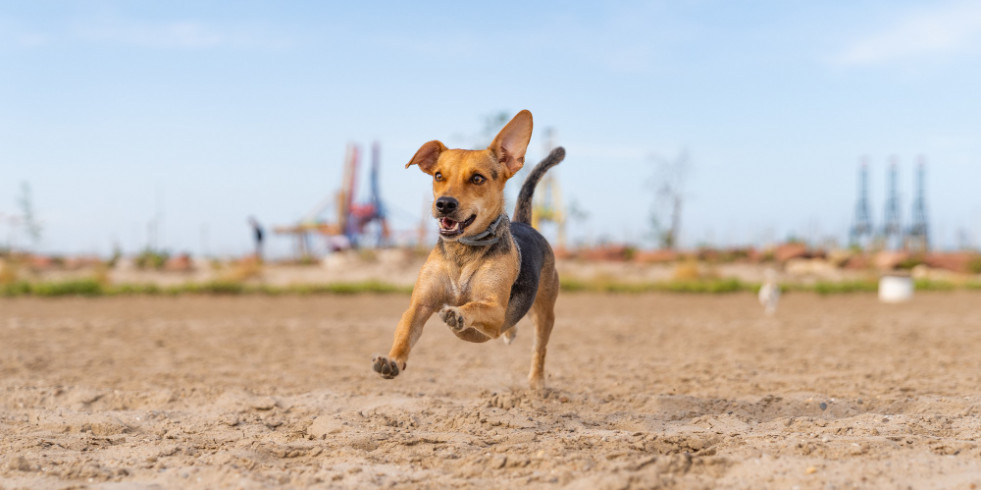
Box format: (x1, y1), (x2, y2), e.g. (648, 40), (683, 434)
(439, 295), (507, 340)
(373, 301), (436, 379)
(439, 266), (515, 340)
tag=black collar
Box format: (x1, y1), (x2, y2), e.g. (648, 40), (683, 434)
(456, 214), (507, 246)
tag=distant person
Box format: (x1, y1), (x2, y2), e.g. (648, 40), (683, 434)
(248, 217), (264, 260)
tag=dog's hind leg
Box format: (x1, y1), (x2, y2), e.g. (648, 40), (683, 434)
(528, 267), (558, 389)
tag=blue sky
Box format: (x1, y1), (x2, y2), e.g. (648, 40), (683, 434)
(2, 1), (981, 257)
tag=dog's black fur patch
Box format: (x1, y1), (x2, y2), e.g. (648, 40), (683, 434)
(502, 222), (548, 329)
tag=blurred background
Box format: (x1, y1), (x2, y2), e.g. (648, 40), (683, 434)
(2, 0), (981, 285)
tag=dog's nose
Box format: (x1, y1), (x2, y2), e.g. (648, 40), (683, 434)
(435, 197), (458, 214)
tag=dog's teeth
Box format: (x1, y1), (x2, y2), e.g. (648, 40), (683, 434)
(440, 218), (459, 231)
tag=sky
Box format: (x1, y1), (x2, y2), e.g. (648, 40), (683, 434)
(2, 0), (981, 257)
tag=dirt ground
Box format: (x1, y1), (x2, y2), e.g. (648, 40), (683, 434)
(1, 292), (981, 489)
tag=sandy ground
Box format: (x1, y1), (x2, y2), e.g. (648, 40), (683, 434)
(2, 292), (981, 489)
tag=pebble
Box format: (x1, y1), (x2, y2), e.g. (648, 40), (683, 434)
(251, 397), (277, 411)
(7, 455), (32, 472)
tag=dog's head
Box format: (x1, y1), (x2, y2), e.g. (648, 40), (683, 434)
(405, 110), (533, 240)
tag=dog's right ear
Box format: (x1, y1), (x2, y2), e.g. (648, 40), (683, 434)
(405, 140), (446, 175)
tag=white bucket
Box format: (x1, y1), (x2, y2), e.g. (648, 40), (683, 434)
(879, 275), (914, 303)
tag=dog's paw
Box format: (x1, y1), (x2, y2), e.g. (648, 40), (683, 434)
(529, 373), (546, 391)
(372, 355), (403, 379)
(439, 306), (466, 332)
(502, 327), (517, 345)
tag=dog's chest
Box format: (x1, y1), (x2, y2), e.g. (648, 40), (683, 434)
(444, 263), (481, 304)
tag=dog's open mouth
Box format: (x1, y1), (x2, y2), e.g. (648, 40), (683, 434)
(438, 215), (476, 237)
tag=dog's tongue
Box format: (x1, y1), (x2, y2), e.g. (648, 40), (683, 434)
(439, 218), (459, 231)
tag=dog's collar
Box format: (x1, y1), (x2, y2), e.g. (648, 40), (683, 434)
(456, 214), (508, 247)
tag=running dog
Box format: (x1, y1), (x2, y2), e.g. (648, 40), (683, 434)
(372, 110), (564, 389)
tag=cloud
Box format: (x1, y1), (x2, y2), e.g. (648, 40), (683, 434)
(0, 16), (292, 50)
(77, 19), (222, 48)
(536, 4), (694, 74)
(368, 3), (691, 75)
(0, 17), (50, 48)
(73, 16), (290, 50)
(833, 2), (981, 66)
(0, 14), (290, 51)
(570, 142), (652, 160)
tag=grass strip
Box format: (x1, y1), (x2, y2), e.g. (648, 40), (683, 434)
(1, 277), (974, 297)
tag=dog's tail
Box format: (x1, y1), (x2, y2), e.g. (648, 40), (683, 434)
(513, 147), (565, 224)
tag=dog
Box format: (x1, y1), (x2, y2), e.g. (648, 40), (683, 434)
(372, 110), (564, 389)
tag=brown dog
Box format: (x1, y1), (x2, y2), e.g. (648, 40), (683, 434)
(372, 110), (565, 389)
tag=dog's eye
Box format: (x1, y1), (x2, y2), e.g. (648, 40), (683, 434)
(434, 172), (443, 182)
(471, 174), (485, 185)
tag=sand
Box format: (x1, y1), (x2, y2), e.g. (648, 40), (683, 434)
(2, 292), (980, 489)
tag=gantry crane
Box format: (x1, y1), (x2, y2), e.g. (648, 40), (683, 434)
(274, 143), (390, 258)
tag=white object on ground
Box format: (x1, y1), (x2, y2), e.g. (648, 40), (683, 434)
(879, 275), (914, 303)
(758, 269), (781, 316)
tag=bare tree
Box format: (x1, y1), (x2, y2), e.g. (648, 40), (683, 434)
(648, 150), (690, 249)
(476, 112), (511, 148)
(450, 111), (512, 149)
(568, 197), (589, 223)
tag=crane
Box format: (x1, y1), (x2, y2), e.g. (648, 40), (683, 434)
(274, 142), (390, 258)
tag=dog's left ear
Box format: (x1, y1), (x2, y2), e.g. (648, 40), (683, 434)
(489, 110), (533, 177)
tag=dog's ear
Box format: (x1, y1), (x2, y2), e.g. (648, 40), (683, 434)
(489, 110), (533, 177)
(405, 140), (446, 174)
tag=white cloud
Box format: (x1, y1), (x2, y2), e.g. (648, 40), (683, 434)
(0, 17), (50, 48)
(1, 14), (291, 51)
(78, 19), (220, 48)
(537, 4), (694, 74)
(569, 142), (652, 160)
(833, 2), (981, 66)
(73, 16), (290, 50)
(368, 3), (691, 75)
